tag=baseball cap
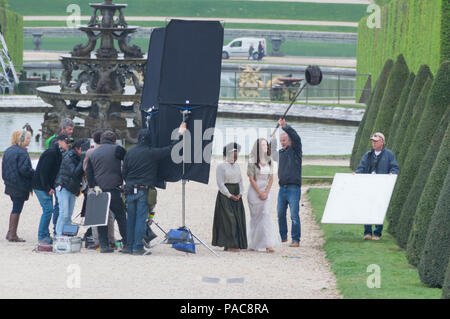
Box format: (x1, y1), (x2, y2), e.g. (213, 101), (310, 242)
(55, 134), (70, 143)
(370, 132), (385, 142)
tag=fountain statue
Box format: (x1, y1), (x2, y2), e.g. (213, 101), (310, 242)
(37, 0), (146, 143)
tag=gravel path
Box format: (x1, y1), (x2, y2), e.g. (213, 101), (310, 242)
(23, 16), (359, 27)
(0, 157), (341, 299)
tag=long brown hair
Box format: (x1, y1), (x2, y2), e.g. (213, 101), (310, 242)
(250, 138), (271, 169)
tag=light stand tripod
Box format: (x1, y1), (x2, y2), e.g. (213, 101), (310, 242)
(179, 109), (219, 257)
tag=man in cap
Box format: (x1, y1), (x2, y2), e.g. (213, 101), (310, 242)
(46, 118), (75, 149)
(355, 132), (399, 240)
(33, 134), (71, 243)
(122, 122), (186, 255)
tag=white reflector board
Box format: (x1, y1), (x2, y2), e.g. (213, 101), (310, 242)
(321, 173), (397, 224)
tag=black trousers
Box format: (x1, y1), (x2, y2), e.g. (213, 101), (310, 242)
(98, 188), (127, 249)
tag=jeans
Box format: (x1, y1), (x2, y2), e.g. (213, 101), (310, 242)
(34, 189), (58, 240)
(53, 193), (59, 234)
(126, 189), (150, 252)
(98, 189), (127, 249)
(364, 225), (383, 237)
(55, 187), (76, 236)
(277, 184), (301, 242)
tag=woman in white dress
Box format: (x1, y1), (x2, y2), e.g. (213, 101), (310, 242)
(247, 138), (281, 253)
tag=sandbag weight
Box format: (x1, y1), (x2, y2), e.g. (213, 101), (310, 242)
(305, 65), (322, 86)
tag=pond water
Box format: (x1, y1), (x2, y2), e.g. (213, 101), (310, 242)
(0, 113), (357, 155)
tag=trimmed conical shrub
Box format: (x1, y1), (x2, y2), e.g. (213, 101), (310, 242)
(385, 78), (433, 235)
(395, 109), (449, 248)
(418, 166), (450, 287)
(386, 61), (450, 238)
(352, 59), (394, 170)
(443, 263), (450, 299)
(387, 72), (415, 149)
(396, 78), (433, 167)
(350, 91), (374, 169)
(371, 54), (410, 141)
(391, 65), (433, 156)
(406, 121), (450, 266)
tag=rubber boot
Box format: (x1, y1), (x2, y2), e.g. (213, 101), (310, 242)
(7, 213), (25, 242)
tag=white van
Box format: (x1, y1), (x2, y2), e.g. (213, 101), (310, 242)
(222, 37), (266, 60)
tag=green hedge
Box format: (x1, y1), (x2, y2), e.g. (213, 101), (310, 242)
(350, 82), (375, 169)
(0, 7), (23, 70)
(371, 54), (409, 141)
(356, 0), (444, 101)
(419, 166), (450, 288)
(386, 61), (448, 239)
(406, 104), (450, 266)
(387, 72), (415, 148)
(391, 65), (433, 157)
(443, 262), (450, 299)
(396, 78), (432, 167)
(441, 0), (450, 63)
(351, 59), (393, 170)
(395, 110), (449, 248)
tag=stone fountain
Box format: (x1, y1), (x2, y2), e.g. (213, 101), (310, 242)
(37, 0), (146, 142)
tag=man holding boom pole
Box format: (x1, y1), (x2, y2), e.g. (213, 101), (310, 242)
(272, 118), (303, 248)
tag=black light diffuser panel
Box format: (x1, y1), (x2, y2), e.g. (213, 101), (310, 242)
(140, 27), (166, 111)
(158, 19), (224, 106)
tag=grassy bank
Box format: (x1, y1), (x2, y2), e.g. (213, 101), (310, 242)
(307, 187), (442, 298)
(11, 0), (366, 21)
(302, 165), (351, 177)
(23, 20), (358, 33)
(24, 38), (357, 58)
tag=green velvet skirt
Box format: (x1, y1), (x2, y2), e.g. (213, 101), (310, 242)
(212, 183), (248, 249)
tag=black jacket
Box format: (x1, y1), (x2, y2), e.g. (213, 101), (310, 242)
(86, 142), (126, 190)
(122, 142), (175, 188)
(273, 125), (303, 187)
(32, 143), (63, 193)
(2, 145), (34, 199)
(55, 149), (84, 195)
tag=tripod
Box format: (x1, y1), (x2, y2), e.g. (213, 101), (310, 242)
(179, 109), (219, 257)
(142, 108), (219, 256)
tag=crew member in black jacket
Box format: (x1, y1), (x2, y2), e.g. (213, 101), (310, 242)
(33, 134), (70, 243)
(271, 118), (302, 247)
(86, 130), (127, 253)
(122, 122), (186, 255)
(54, 139), (84, 237)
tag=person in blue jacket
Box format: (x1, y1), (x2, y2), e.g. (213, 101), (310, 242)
(2, 129), (34, 242)
(355, 132), (399, 240)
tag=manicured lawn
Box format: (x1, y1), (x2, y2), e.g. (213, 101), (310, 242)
(23, 20), (357, 33)
(302, 165), (351, 177)
(24, 37), (357, 58)
(11, 0), (367, 22)
(306, 188), (442, 298)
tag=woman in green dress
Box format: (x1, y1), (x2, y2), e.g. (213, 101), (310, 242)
(212, 142), (247, 252)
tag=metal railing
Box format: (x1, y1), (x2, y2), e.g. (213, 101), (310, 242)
(7, 66), (371, 104)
